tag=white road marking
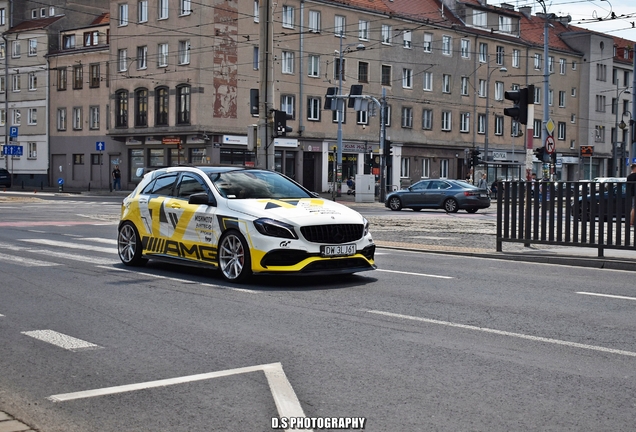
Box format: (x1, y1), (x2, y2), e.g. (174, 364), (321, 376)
(96, 265), (259, 294)
(0, 252), (60, 266)
(0, 314), (4, 317)
(48, 362), (309, 429)
(577, 291), (636, 301)
(19, 239), (114, 254)
(377, 269), (453, 279)
(0, 241), (115, 264)
(78, 237), (118, 245)
(22, 330), (101, 352)
(367, 310), (636, 358)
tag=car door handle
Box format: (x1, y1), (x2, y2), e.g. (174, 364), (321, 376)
(170, 203), (181, 209)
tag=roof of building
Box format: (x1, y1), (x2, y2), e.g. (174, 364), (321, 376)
(6, 16), (64, 33)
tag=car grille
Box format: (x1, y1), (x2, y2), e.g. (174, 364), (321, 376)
(300, 224), (364, 244)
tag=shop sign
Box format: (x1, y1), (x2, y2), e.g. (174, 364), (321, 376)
(274, 138), (298, 148)
(162, 137), (181, 145)
(343, 143), (369, 153)
(223, 135), (247, 145)
(493, 151), (507, 160)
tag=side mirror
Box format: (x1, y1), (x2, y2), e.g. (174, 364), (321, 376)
(188, 192), (216, 206)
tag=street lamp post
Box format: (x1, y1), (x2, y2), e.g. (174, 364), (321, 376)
(619, 110), (633, 173)
(335, 35), (365, 199)
(483, 55), (507, 180)
(613, 83), (630, 176)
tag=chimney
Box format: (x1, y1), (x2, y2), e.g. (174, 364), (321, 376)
(519, 6), (532, 18)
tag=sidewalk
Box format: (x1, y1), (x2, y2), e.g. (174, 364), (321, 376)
(0, 411), (37, 431)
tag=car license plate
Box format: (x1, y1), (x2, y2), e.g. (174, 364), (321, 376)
(321, 244), (356, 257)
(480, 193), (488, 197)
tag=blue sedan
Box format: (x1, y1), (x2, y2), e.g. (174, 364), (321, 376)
(385, 179), (491, 213)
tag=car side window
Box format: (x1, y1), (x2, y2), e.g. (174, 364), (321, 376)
(150, 173), (179, 196)
(176, 173), (207, 199)
(412, 182), (427, 191)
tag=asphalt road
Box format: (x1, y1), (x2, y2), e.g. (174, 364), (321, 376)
(1, 194), (635, 431)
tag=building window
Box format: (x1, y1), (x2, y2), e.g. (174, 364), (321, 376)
(118, 48), (128, 72)
(178, 40), (190, 65)
(138, 0), (148, 22)
(548, 56), (554, 73)
(402, 69), (413, 89)
(155, 86), (169, 125)
(381, 25), (392, 44)
(496, 46), (504, 65)
(134, 46), (147, 70)
(403, 30), (411, 49)
(115, 90), (128, 127)
(461, 77), (469, 96)
(494, 116), (503, 135)
(401, 107), (413, 128)
(495, 81), (503, 100)
(253, 47), (259, 70)
(596, 64), (607, 81)
(460, 112), (470, 132)
(282, 51), (294, 74)
(0, 8), (5, 26)
(534, 53), (542, 70)
(73, 154), (85, 165)
(442, 74), (451, 93)
(595, 95), (606, 112)
(401, 158), (410, 178)
(118, 3), (128, 26)
(135, 88), (148, 127)
(557, 122), (566, 140)
(57, 108), (66, 130)
(28, 108), (37, 125)
(157, 43), (168, 67)
(63, 35), (75, 50)
(558, 91), (565, 107)
(334, 16), (345, 37)
(384, 105), (391, 127)
(442, 35), (451, 55)
(440, 159), (449, 178)
(282, 5), (294, 28)
(159, 0), (168, 19)
(309, 11), (320, 33)
(357, 110), (368, 125)
(28, 142), (37, 159)
(91, 154), (102, 165)
(499, 15), (512, 32)
(254, 0), (259, 22)
(441, 111), (451, 131)
(176, 85), (191, 125)
(72, 107), (82, 130)
(308, 55), (319, 77)
(461, 39), (470, 58)
(28, 39), (37, 56)
(534, 86), (541, 105)
(559, 58), (566, 75)
(89, 106), (100, 129)
(595, 125), (605, 142)
(533, 120), (541, 137)
(423, 33), (432, 53)
(84, 31), (99, 46)
(0, 76), (4, 93)
(571, 114), (576, 123)
(381, 65), (391, 86)
(0, 42), (4, 59)
(12, 40), (20, 58)
(423, 72), (432, 91)
(422, 158), (430, 178)
(473, 10), (487, 27)
(12, 74), (20, 92)
(281, 94), (295, 118)
(332, 106), (345, 124)
(512, 49), (520, 68)
(358, 62), (368, 83)
(28, 72), (37, 91)
(422, 109), (433, 130)
(307, 97), (320, 121)
(12, 109), (20, 125)
(479, 43), (487, 63)
(180, 0), (191, 15)
(73, 65), (83, 89)
(477, 114), (485, 134)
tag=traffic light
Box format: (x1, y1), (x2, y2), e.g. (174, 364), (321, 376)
(504, 87), (529, 125)
(249, 89), (259, 116)
(383, 140), (392, 167)
(273, 110), (293, 137)
(324, 87), (338, 111)
(348, 84), (363, 108)
(534, 146), (546, 162)
(471, 147), (482, 167)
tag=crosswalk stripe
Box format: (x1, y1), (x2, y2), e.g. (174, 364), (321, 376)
(0, 252), (61, 266)
(19, 239), (115, 254)
(0, 241), (116, 265)
(77, 237), (118, 245)
(22, 330), (101, 351)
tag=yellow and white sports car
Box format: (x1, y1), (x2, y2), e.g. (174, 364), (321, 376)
(117, 166), (376, 282)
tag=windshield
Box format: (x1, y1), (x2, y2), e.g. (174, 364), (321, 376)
(208, 170), (312, 199)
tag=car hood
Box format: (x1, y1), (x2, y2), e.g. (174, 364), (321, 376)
(226, 198), (365, 225)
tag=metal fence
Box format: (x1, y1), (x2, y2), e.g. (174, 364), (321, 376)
(496, 181), (636, 257)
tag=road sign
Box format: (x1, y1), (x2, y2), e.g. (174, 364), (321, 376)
(545, 135), (555, 154)
(96, 141), (105, 151)
(58, 178), (64, 185)
(580, 145), (594, 157)
(9, 126), (18, 138)
(2, 145), (23, 156)
(546, 118), (555, 135)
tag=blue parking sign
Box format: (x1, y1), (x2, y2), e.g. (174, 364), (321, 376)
(9, 127), (18, 138)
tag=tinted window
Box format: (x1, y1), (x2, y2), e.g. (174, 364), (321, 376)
(209, 170), (311, 199)
(148, 173), (178, 196)
(411, 181), (428, 191)
(176, 173), (207, 198)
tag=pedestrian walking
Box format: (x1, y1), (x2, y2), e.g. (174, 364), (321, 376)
(627, 163), (636, 225)
(112, 165), (121, 191)
(477, 173), (488, 190)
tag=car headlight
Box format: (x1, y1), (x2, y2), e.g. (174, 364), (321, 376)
(253, 218), (298, 239)
(363, 217), (370, 236)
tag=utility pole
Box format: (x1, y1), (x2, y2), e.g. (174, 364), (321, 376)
(258, 0), (274, 170)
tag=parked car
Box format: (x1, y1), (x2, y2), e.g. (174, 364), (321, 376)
(385, 179), (491, 213)
(118, 166), (376, 282)
(0, 168), (11, 187)
(572, 181), (632, 221)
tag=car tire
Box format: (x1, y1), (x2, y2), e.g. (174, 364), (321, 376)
(388, 196), (402, 211)
(444, 198), (459, 213)
(118, 222), (148, 266)
(466, 208), (478, 213)
(218, 230), (252, 283)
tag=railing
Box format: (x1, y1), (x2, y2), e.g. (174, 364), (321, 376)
(496, 181), (636, 257)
